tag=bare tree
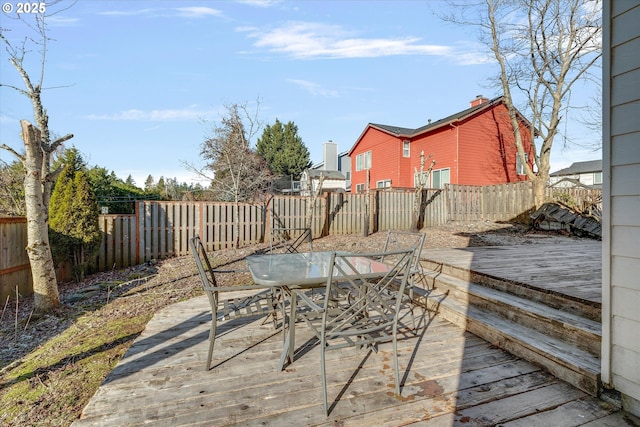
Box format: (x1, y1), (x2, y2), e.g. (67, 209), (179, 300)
(188, 102), (272, 248)
(442, 0), (601, 207)
(412, 151), (435, 230)
(0, 5), (74, 312)
(304, 173), (324, 230)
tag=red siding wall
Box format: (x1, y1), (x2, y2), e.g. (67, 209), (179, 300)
(350, 127), (404, 191)
(350, 101), (534, 192)
(410, 126), (458, 185)
(457, 103), (534, 185)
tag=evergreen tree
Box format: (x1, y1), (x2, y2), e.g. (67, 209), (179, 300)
(0, 160), (26, 216)
(256, 119), (311, 179)
(144, 175), (155, 193)
(49, 150), (101, 282)
(87, 166), (145, 214)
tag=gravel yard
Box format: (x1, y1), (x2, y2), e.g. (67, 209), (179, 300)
(0, 221), (586, 371)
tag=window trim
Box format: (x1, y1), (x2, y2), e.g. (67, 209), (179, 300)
(593, 171), (602, 185)
(516, 153), (529, 175)
(431, 168), (450, 189)
(376, 179), (391, 188)
(402, 140), (410, 158)
(356, 151), (372, 172)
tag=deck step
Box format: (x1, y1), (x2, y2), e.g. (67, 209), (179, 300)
(420, 269), (601, 356)
(414, 271), (601, 397)
(419, 259), (601, 322)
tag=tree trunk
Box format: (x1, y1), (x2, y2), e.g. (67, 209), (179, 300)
(532, 176), (547, 210)
(21, 120), (59, 311)
(305, 174), (324, 230)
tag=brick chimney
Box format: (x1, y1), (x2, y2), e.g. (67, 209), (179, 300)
(470, 95), (489, 107)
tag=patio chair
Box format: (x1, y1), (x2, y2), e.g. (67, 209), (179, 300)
(296, 249), (415, 416)
(381, 230), (426, 301)
(270, 227), (313, 253)
(189, 235), (283, 371)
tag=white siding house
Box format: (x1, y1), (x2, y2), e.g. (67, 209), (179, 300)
(312, 141), (351, 191)
(299, 169), (346, 197)
(549, 160), (603, 188)
(603, 0), (640, 417)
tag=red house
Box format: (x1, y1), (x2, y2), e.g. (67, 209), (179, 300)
(348, 96), (535, 193)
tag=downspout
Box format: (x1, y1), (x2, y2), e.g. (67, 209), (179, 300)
(450, 122), (459, 184)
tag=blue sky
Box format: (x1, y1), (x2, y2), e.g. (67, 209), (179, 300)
(0, 0), (601, 187)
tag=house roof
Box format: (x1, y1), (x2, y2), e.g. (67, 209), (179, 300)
(312, 151), (350, 170)
(305, 169), (345, 180)
(550, 160), (602, 176)
(349, 96), (535, 156)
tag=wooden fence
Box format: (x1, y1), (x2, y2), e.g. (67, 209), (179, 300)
(1, 182), (602, 299)
(0, 217), (31, 303)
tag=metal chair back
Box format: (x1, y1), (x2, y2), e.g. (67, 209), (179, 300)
(298, 249), (415, 415)
(189, 235), (281, 370)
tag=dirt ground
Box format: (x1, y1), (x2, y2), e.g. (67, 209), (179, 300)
(0, 221), (586, 371)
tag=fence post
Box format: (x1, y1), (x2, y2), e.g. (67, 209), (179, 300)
(135, 201), (142, 265)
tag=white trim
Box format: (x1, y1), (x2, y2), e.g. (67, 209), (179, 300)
(601, 0), (612, 386)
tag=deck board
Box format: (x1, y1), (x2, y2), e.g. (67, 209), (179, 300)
(73, 284), (620, 426)
(421, 241), (602, 304)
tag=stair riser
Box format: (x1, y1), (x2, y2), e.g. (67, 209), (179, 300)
(425, 275), (601, 357)
(429, 300), (600, 397)
(420, 260), (601, 322)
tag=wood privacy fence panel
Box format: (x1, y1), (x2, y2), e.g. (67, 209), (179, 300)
(446, 182), (536, 222)
(447, 185), (483, 221)
(98, 214), (137, 271)
(376, 191), (414, 231)
(481, 182), (535, 221)
(324, 192), (366, 235)
(136, 201), (266, 257)
(547, 187), (603, 211)
(0, 217), (31, 302)
(422, 189), (448, 227)
(270, 196), (312, 235)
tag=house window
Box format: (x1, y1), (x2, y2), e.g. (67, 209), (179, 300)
(414, 172), (429, 188)
(516, 153), (529, 175)
(376, 179), (391, 188)
(403, 140), (410, 157)
(432, 168), (450, 189)
(593, 171), (602, 184)
(355, 151), (372, 172)
(355, 183), (365, 193)
(345, 171), (351, 180)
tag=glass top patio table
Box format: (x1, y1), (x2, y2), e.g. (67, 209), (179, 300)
(246, 251), (392, 288)
(245, 251), (393, 370)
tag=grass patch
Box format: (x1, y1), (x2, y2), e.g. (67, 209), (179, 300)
(0, 260), (203, 427)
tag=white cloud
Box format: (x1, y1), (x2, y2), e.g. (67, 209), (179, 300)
(98, 9), (156, 16)
(174, 7), (223, 18)
(235, 0), (283, 8)
(47, 16), (80, 26)
(287, 79), (339, 97)
(99, 7), (222, 18)
(86, 106), (218, 121)
(242, 21), (483, 64)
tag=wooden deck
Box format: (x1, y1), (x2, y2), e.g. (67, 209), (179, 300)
(72, 241), (637, 426)
(421, 241), (602, 305)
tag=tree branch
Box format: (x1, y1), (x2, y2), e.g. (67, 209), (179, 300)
(0, 144), (25, 162)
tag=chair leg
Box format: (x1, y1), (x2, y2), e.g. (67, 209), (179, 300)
(321, 338), (328, 416)
(408, 279), (416, 331)
(393, 330), (400, 396)
(206, 316), (217, 371)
